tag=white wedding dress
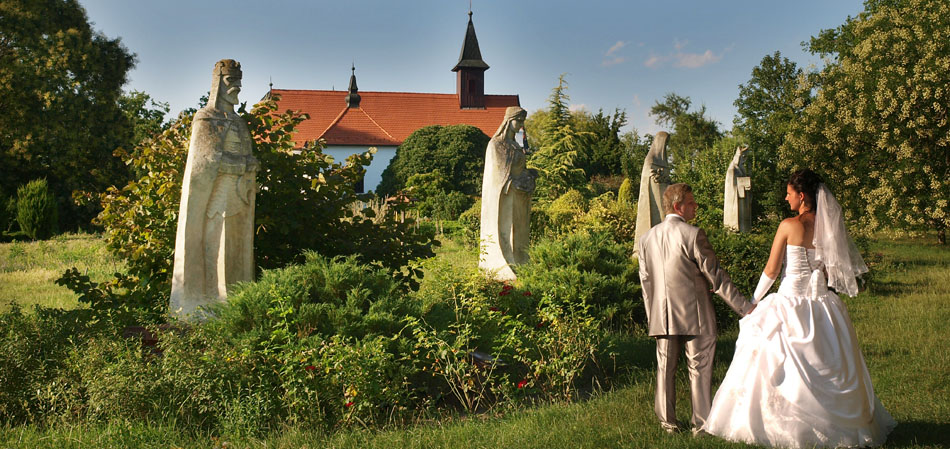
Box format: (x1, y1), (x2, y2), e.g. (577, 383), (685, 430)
(703, 245), (896, 448)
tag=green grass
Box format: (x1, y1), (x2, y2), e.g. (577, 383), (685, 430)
(0, 233), (124, 311)
(1, 235), (948, 448)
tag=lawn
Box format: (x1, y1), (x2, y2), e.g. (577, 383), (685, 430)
(1, 234), (947, 448)
(0, 233), (124, 311)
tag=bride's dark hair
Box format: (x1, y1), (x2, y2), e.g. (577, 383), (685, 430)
(788, 169), (823, 211)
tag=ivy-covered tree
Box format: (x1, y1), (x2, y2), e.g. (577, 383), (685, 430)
(783, 0), (950, 243)
(0, 0), (137, 229)
(377, 125), (489, 196)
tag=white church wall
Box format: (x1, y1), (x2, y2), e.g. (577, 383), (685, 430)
(323, 145), (398, 192)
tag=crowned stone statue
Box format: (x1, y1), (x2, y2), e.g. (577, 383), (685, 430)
(170, 59), (258, 319)
(479, 106), (537, 281)
(634, 131), (671, 257)
(724, 146), (752, 232)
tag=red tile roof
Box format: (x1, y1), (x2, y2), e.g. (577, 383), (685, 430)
(270, 89), (520, 147)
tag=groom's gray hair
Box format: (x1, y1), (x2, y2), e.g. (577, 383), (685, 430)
(663, 183), (693, 215)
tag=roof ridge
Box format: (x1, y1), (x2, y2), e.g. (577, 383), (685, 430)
(357, 108), (397, 142)
(319, 107), (349, 140)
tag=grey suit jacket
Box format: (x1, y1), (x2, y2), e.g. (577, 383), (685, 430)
(638, 215), (753, 336)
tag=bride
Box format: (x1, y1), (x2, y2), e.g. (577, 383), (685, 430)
(702, 169), (896, 448)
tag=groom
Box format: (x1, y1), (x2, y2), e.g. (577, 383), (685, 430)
(638, 183), (755, 434)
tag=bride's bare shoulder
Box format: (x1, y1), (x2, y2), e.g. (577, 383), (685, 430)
(780, 216), (808, 246)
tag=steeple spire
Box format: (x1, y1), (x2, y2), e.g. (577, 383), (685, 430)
(452, 10), (489, 72)
(345, 64), (361, 108)
(453, 10), (488, 109)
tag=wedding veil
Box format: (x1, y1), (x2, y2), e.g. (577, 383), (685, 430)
(813, 183), (868, 297)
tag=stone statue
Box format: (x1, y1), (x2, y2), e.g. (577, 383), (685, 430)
(170, 59), (258, 319)
(479, 106), (537, 281)
(634, 131), (671, 257)
(723, 146), (752, 232)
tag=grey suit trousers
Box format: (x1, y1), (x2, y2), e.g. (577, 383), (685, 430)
(655, 333), (717, 431)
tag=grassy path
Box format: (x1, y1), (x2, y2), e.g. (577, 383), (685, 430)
(1, 236), (948, 448)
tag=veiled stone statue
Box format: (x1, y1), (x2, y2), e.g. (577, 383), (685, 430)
(723, 146), (752, 232)
(634, 131), (671, 257)
(479, 106), (537, 281)
(170, 59), (258, 319)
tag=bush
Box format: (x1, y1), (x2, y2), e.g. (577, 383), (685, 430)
(518, 230), (642, 331)
(705, 228), (772, 330)
(546, 189), (588, 234)
(15, 179), (58, 240)
(0, 306), (95, 425)
(457, 198), (481, 247)
(617, 177), (635, 207)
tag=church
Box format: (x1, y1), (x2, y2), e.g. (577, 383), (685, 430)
(268, 11), (521, 192)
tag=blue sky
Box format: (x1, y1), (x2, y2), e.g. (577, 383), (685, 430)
(79, 0), (864, 135)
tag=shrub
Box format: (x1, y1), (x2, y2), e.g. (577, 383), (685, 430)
(457, 198), (481, 247)
(546, 189), (588, 234)
(15, 179), (58, 240)
(518, 230), (642, 331)
(617, 177), (635, 207)
(705, 228), (771, 330)
(0, 306), (95, 425)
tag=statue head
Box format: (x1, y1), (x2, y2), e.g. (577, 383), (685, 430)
(493, 106), (528, 139)
(209, 59), (242, 111)
(733, 145), (750, 168)
(649, 131), (670, 164)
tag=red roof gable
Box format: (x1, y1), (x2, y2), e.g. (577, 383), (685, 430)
(270, 89), (520, 147)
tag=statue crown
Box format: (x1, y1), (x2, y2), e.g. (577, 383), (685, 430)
(214, 59), (242, 77)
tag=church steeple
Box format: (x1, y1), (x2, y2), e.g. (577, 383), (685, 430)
(345, 64), (361, 108)
(452, 10), (488, 109)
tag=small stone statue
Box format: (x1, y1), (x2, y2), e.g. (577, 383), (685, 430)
(634, 131), (671, 257)
(723, 146), (751, 232)
(170, 59), (258, 319)
(479, 106), (537, 281)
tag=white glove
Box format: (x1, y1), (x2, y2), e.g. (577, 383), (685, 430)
(752, 272), (775, 304)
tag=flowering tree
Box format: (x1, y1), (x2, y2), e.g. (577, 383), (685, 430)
(783, 0), (950, 243)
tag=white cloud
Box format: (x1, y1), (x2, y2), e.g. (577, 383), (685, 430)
(606, 40), (627, 56)
(644, 54), (665, 68)
(632, 94), (642, 107)
(602, 40), (629, 67)
(644, 38), (724, 69)
(673, 49), (722, 68)
(569, 103), (588, 112)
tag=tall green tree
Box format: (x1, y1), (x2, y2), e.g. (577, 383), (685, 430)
(733, 51), (809, 221)
(784, 0), (950, 243)
(577, 108), (629, 178)
(527, 75), (590, 200)
(0, 0), (137, 229)
(377, 125), (489, 196)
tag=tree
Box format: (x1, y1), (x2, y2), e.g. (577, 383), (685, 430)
(377, 125), (489, 196)
(0, 0), (137, 229)
(733, 51), (809, 221)
(577, 108), (629, 178)
(527, 75), (590, 199)
(783, 0), (950, 243)
(649, 93), (723, 222)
